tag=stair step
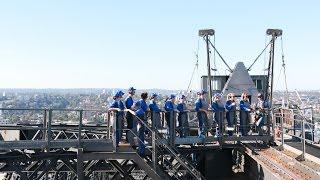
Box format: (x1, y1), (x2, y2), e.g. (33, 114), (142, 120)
(118, 143), (134, 152)
(118, 143), (131, 147)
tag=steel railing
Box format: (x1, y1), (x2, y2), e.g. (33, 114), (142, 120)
(124, 110), (204, 179)
(273, 107), (317, 161)
(0, 108), (110, 151)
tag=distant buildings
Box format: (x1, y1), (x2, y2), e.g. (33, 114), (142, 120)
(0, 88), (318, 124)
(0, 103), (8, 125)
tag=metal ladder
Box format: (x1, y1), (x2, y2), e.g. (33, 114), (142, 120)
(132, 114), (205, 180)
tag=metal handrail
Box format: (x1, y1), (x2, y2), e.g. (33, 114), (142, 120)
(126, 111), (204, 179)
(0, 107), (108, 111)
(0, 108), (110, 151)
(150, 109), (272, 137)
(273, 107), (318, 161)
(0, 108), (203, 178)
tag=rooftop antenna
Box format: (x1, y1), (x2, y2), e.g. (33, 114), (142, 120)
(199, 29), (215, 101)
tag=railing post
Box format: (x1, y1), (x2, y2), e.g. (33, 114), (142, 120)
(218, 111), (223, 146)
(271, 110), (275, 142)
(151, 111), (155, 130)
(43, 109), (48, 152)
(301, 117), (306, 161)
(151, 110), (157, 168)
(297, 116), (306, 161)
(77, 148), (84, 180)
(47, 109), (52, 151)
(169, 111), (176, 147)
(43, 109), (47, 142)
(113, 111), (118, 151)
(293, 118), (296, 136)
(220, 111), (224, 136)
(78, 110), (83, 148)
(152, 130), (156, 169)
(161, 111), (165, 127)
(311, 108), (315, 142)
(107, 111), (111, 139)
(280, 111), (284, 150)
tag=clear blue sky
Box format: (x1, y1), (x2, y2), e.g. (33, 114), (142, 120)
(0, 1), (319, 90)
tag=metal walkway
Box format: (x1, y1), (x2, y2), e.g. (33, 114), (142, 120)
(1, 107), (320, 179)
(0, 108), (205, 180)
(243, 143), (320, 180)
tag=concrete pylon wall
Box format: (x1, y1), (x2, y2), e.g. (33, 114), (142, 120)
(222, 62), (259, 104)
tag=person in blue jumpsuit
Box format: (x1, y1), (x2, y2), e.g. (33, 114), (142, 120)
(125, 87), (136, 143)
(134, 92), (149, 156)
(164, 94), (176, 140)
(211, 93), (225, 136)
(254, 93), (269, 135)
(177, 95), (190, 138)
(239, 92), (252, 136)
(195, 90), (209, 137)
(225, 93), (237, 136)
(149, 93), (162, 129)
(109, 90), (125, 148)
(164, 94), (176, 128)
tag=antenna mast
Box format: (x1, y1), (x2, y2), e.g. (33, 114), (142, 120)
(199, 29), (215, 101)
(265, 29), (283, 109)
(266, 29), (282, 140)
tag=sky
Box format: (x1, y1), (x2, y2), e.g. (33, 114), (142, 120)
(0, 1), (319, 90)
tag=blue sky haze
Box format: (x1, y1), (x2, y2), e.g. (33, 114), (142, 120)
(0, 1), (319, 90)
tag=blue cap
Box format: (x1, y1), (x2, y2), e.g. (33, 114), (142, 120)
(198, 90), (207, 95)
(128, 87), (136, 92)
(115, 90), (124, 97)
(170, 94), (176, 99)
(213, 93), (222, 98)
(151, 93), (158, 98)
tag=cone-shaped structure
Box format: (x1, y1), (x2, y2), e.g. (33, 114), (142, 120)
(222, 62), (259, 103)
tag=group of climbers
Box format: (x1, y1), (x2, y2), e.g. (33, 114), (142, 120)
(194, 90), (269, 137)
(109, 87), (269, 155)
(211, 91), (269, 137)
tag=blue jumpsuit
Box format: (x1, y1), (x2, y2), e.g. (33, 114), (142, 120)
(124, 96), (137, 145)
(195, 98), (209, 136)
(135, 99), (148, 156)
(110, 100), (125, 147)
(211, 101), (225, 136)
(225, 100), (236, 136)
(255, 100), (269, 135)
(164, 100), (175, 128)
(177, 102), (189, 138)
(240, 100), (251, 136)
(125, 96), (134, 128)
(149, 99), (162, 129)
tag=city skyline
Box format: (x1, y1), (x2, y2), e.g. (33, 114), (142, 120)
(0, 1), (319, 90)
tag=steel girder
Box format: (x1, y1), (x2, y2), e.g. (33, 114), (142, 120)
(0, 150), (158, 180)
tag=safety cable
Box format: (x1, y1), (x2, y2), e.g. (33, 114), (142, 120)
(212, 34), (217, 75)
(280, 36), (289, 99)
(186, 56), (199, 93)
(247, 39), (273, 71)
(263, 34), (268, 74)
(207, 38), (233, 72)
(275, 36), (289, 106)
(186, 38), (200, 93)
(275, 66), (284, 89)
